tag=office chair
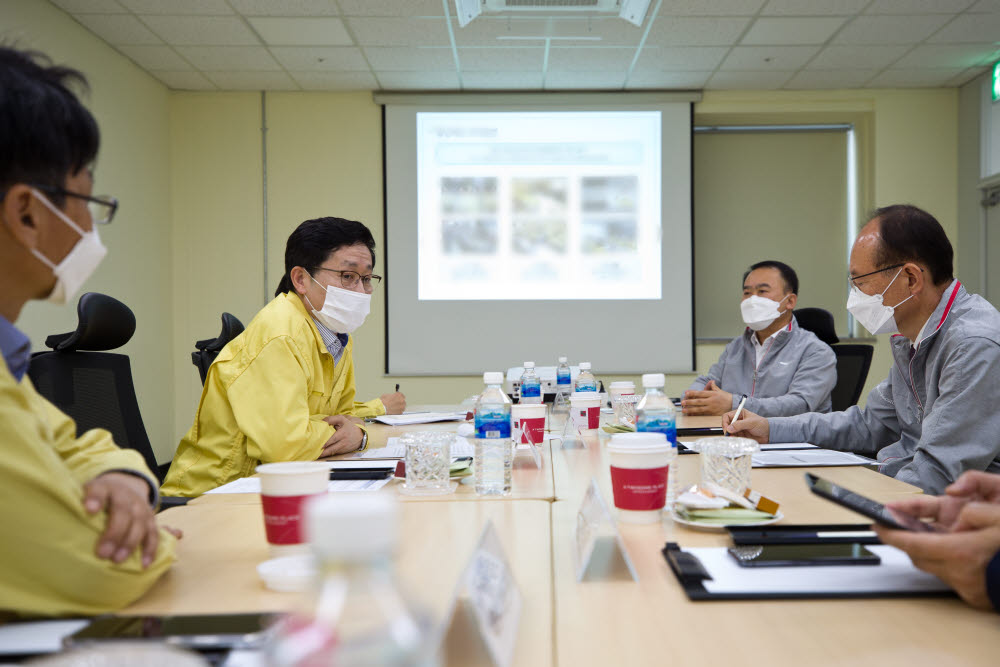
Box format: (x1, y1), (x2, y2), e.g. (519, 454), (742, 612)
(191, 312), (245, 385)
(27, 292), (170, 484)
(794, 307), (840, 345)
(830, 344), (874, 412)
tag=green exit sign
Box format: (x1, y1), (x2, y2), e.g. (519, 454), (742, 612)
(994, 62), (1000, 102)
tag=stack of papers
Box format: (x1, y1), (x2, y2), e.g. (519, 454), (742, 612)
(205, 476), (392, 494)
(370, 411), (468, 426)
(751, 448), (874, 468)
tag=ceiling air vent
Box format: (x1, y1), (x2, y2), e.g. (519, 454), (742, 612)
(484, 0), (619, 11)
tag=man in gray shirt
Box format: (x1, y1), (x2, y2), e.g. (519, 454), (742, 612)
(726, 205), (1000, 495)
(682, 260), (836, 417)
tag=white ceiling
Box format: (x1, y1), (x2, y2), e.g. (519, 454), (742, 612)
(49, 0), (1000, 91)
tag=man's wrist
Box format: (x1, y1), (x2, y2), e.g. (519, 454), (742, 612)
(358, 430), (368, 452)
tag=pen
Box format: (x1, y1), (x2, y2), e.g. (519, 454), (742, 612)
(728, 394), (748, 435)
(395, 383), (400, 392)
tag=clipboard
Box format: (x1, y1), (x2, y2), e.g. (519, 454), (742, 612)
(662, 542), (954, 601)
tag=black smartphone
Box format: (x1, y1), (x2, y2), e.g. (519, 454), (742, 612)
(728, 543), (881, 567)
(676, 427), (725, 437)
(805, 473), (940, 532)
(64, 613), (276, 651)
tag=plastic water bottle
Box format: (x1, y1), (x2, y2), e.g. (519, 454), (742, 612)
(575, 362), (597, 392)
(519, 361), (542, 404)
(474, 371), (512, 496)
(266, 495), (436, 666)
(636, 373), (679, 507)
(556, 356), (571, 393)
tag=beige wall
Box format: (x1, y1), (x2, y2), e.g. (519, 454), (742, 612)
(1, 0), (176, 461)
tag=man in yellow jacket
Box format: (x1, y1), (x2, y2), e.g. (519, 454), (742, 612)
(163, 217), (388, 497)
(0, 47), (176, 616)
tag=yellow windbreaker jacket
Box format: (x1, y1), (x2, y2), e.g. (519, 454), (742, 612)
(162, 292), (371, 497)
(0, 365), (176, 617)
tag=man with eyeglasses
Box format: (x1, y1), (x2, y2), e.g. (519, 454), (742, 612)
(0, 47), (177, 616)
(726, 205), (1000, 494)
(162, 217), (395, 497)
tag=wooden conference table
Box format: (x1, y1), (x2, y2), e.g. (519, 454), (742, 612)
(128, 410), (1000, 666)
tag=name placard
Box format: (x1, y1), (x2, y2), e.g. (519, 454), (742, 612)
(575, 478), (639, 583)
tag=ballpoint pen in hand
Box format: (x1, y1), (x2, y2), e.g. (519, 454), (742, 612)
(728, 394), (748, 435)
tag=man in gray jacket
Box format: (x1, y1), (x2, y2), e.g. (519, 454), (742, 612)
(726, 205), (1000, 495)
(682, 260), (836, 417)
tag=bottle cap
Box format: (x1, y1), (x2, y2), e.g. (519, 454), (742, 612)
(484, 371), (504, 384)
(524, 361), (535, 369)
(579, 362), (591, 370)
(641, 373), (665, 388)
(306, 494), (397, 561)
(558, 356), (567, 363)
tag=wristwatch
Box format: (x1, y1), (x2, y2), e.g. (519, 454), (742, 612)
(358, 430), (368, 452)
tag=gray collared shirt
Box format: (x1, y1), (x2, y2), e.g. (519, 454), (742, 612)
(311, 316), (349, 364)
(0, 313), (31, 382)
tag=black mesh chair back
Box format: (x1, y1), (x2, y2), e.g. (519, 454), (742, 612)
(795, 307), (840, 345)
(831, 344), (875, 412)
(192, 312), (245, 385)
(26, 293), (163, 482)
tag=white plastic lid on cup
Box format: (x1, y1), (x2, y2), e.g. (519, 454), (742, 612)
(641, 373), (665, 388)
(609, 381), (635, 391)
(569, 392), (600, 404)
(256, 461), (330, 496)
(558, 356), (567, 363)
(524, 361), (535, 369)
(306, 494), (397, 562)
(580, 362), (591, 370)
(483, 371), (504, 384)
(608, 431), (671, 456)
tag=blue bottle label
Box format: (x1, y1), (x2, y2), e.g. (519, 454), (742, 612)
(521, 383), (541, 397)
(475, 414), (511, 439)
(636, 417), (677, 446)
(557, 371), (571, 385)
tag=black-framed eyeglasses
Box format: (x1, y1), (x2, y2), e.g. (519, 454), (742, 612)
(31, 184), (118, 225)
(315, 268), (383, 293)
(848, 263), (905, 289)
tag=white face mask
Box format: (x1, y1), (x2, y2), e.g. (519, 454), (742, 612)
(307, 275), (371, 334)
(29, 188), (108, 305)
(740, 294), (790, 331)
(846, 267), (914, 336)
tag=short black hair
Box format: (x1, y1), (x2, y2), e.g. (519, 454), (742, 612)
(869, 204), (954, 287)
(0, 46), (100, 203)
(742, 260), (799, 295)
(275, 217), (376, 297)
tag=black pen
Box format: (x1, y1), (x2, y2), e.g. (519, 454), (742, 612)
(395, 383), (400, 392)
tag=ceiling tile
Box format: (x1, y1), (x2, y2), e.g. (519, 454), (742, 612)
(119, 0), (233, 14)
(546, 47), (637, 72)
(458, 48), (544, 71)
(867, 67), (965, 86)
(896, 43), (1000, 68)
(337, 0), (446, 17)
(948, 65), (990, 86)
(50, 0), (127, 13)
(625, 70), (712, 88)
(290, 70), (378, 90)
(141, 16), (259, 46)
(707, 69), (795, 89)
(806, 45), (909, 69)
(656, 0), (766, 15)
(865, 0), (974, 13)
(927, 13), (1000, 43)
(117, 45), (191, 71)
(363, 47), (455, 71)
(72, 14), (162, 45)
(174, 46), (282, 71)
(785, 69), (878, 88)
(249, 17), (352, 46)
(548, 17), (647, 46)
(347, 17), (451, 46)
(376, 71), (460, 89)
(741, 17), (847, 45)
(719, 45), (820, 70)
(269, 46), (369, 70)
(969, 0), (1000, 10)
(151, 70), (216, 90)
(229, 0), (341, 16)
(453, 18), (547, 45)
(833, 14), (951, 43)
(462, 71), (545, 89)
(633, 46), (728, 72)
(205, 71), (301, 90)
(646, 17), (752, 46)
(544, 71), (626, 89)
(761, 0), (869, 15)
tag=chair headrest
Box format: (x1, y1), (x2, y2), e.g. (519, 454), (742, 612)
(794, 307), (839, 345)
(45, 292), (136, 352)
(195, 312), (246, 353)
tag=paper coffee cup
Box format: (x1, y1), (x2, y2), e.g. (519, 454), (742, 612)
(569, 393), (601, 431)
(511, 403), (546, 445)
(256, 461), (330, 556)
(607, 432), (672, 523)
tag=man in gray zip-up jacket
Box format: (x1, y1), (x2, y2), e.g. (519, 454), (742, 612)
(726, 205), (1000, 495)
(683, 261), (836, 417)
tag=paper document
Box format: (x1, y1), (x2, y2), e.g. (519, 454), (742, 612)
(205, 477), (392, 494)
(751, 449), (874, 467)
(693, 545), (948, 595)
(758, 443), (818, 451)
(353, 435), (474, 459)
(0, 619), (90, 655)
(371, 411), (468, 426)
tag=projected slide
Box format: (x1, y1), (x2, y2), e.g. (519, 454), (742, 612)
(416, 111), (662, 301)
